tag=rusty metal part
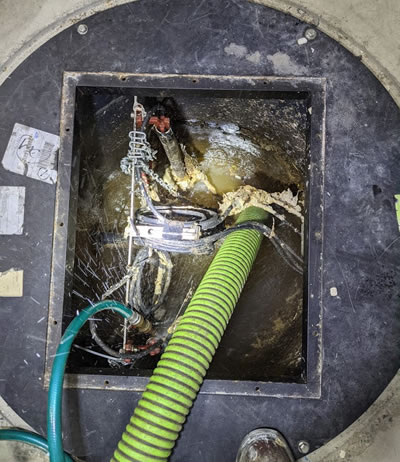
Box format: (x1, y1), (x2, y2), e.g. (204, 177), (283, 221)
(149, 115), (170, 133)
(124, 337), (161, 356)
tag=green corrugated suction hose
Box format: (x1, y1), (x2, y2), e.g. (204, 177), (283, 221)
(112, 206), (268, 462)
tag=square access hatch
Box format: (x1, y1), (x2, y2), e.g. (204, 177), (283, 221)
(45, 73), (325, 398)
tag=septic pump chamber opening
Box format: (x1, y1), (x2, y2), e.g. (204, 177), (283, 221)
(62, 85), (310, 384)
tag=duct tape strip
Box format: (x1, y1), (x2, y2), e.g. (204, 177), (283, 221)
(0, 186), (25, 234)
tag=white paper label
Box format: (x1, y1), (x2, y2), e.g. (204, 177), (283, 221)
(0, 186), (25, 235)
(2, 123), (59, 184)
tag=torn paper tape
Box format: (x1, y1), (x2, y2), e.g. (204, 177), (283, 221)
(2, 123), (59, 184)
(0, 186), (25, 235)
(0, 268), (23, 297)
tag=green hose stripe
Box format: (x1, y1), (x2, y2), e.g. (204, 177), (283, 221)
(207, 257), (248, 285)
(172, 329), (216, 355)
(183, 306), (228, 331)
(140, 396), (188, 419)
(123, 427), (173, 454)
(185, 304), (230, 329)
(124, 427), (174, 452)
(112, 207), (267, 462)
(183, 309), (227, 335)
(219, 230), (261, 248)
(146, 382), (194, 406)
(164, 346), (209, 371)
(177, 313), (225, 335)
(122, 432), (171, 458)
(153, 365), (201, 391)
(156, 362), (203, 388)
(136, 402), (183, 425)
(176, 320), (221, 346)
(139, 399), (187, 423)
(163, 348), (208, 373)
(215, 238), (257, 262)
(234, 241), (260, 257)
(142, 392), (189, 417)
(131, 414), (178, 440)
(114, 447), (141, 462)
(127, 422), (175, 444)
(211, 243), (256, 263)
(202, 260), (249, 281)
(144, 388), (191, 412)
(214, 237), (258, 257)
(114, 446), (143, 462)
(192, 282), (237, 307)
(212, 244), (259, 268)
(177, 313), (224, 335)
(187, 295), (232, 321)
(201, 261), (249, 284)
(150, 372), (199, 397)
(134, 407), (182, 433)
(180, 313), (225, 337)
(167, 338), (212, 363)
(189, 295), (232, 319)
(194, 280), (237, 306)
(191, 295), (233, 317)
(212, 248), (254, 266)
(224, 228), (261, 242)
(118, 441), (166, 461)
(213, 248), (258, 274)
(207, 245), (258, 267)
(171, 332), (216, 356)
(235, 206), (269, 223)
(157, 357), (204, 383)
(212, 251), (252, 275)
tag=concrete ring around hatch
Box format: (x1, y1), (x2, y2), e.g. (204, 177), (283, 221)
(0, 1), (400, 462)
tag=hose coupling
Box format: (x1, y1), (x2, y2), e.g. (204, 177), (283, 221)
(128, 312), (153, 334)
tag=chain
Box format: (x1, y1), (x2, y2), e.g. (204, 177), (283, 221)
(120, 129), (156, 174)
(139, 161), (180, 198)
(120, 126), (180, 198)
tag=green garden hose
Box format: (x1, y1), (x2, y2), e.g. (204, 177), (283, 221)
(112, 206), (268, 462)
(48, 300), (133, 462)
(0, 300), (134, 462)
(0, 429), (74, 462)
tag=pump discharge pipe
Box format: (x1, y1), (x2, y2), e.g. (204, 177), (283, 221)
(112, 206), (268, 462)
(155, 126), (186, 180)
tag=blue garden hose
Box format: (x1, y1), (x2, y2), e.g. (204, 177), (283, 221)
(0, 300), (133, 462)
(0, 429), (74, 462)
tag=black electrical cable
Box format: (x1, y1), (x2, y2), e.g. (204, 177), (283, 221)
(137, 221), (303, 274)
(138, 171), (167, 223)
(89, 248), (172, 358)
(136, 205), (221, 230)
(73, 340), (164, 363)
(89, 319), (121, 358)
(129, 247), (172, 316)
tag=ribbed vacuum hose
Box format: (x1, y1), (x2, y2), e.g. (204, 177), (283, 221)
(112, 206), (268, 462)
